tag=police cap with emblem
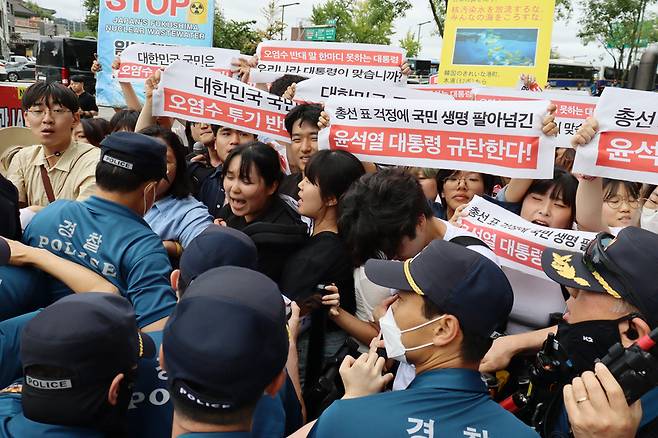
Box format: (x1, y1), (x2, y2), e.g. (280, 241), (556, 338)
(542, 227), (658, 328)
(99, 131), (168, 182)
(364, 239), (514, 338)
(20, 293), (156, 395)
(163, 266), (288, 411)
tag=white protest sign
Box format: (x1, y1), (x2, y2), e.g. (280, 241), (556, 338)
(116, 44), (240, 83)
(252, 40), (406, 85)
(572, 87), (658, 185)
(460, 195), (596, 280)
(319, 96), (555, 178)
(152, 61), (296, 143)
(294, 77), (453, 104)
(410, 83), (480, 101)
(473, 88), (598, 147)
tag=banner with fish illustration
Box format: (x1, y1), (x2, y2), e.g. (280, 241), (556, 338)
(437, 0), (556, 88)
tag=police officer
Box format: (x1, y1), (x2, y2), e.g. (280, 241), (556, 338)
(540, 227), (658, 437)
(0, 293), (155, 437)
(0, 131), (177, 330)
(307, 239), (539, 437)
(161, 266), (290, 437)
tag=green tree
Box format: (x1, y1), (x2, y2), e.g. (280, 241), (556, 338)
(578, 0), (657, 79)
(428, 0), (573, 38)
(213, 10), (262, 54)
(310, 0), (411, 44)
(399, 30), (420, 57)
(259, 0), (285, 40)
(82, 0), (99, 33)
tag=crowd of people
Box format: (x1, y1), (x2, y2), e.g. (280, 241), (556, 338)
(0, 53), (656, 438)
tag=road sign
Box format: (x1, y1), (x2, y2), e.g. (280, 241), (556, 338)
(303, 26), (337, 42)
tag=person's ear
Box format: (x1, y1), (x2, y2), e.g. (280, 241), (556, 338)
(170, 269), (180, 293)
(264, 370), (286, 398)
(24, 111), (31, 128)
(620, 317), (650, 348)
(266, 181), (279, 197)
(325, 195), (338, 208)
(431, 314), (460, 347)
(71, 110), (81, 129)
(107, 373), (125, 406)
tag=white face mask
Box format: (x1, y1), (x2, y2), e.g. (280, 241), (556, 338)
(641, 206), (658, 234)
(379, 306), (446, 363)
(142, 182), (157, 216)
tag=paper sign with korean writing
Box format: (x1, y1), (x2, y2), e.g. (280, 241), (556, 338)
(116, 44), (239, 83)
(97, 0), (214, 107)
(252, 40), (406, 85)
(573, 87), (658, 185)
(438, 0), (556, 87)
(294, 77), (453, 104)
(319, 96), (555, 178)
(152, 61), (295, 143)
(410, 84), (480, 101)
(461, 195), (596, 280)
(473, 88), (597, 146)
(0, 84), (28, 128)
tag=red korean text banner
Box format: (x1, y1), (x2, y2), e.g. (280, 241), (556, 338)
(152, 61), (296, 143)
(0, 85), (27, 128)
(410, 83), (481, 101)
(461, 195), (596, 280)
(319, 96), (555, 179)
(473, 87), (598, 147)
(252, 40), (406, 85)
(573, 87), (658, 185)
(117, 44), (240, 83)
(294, 77), (453, 104)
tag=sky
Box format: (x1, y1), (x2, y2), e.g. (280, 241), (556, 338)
(36, 0), (657, 67)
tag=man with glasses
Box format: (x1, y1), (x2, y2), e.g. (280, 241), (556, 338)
(534, 226), (658, 437)
(7, 82), (99, 208)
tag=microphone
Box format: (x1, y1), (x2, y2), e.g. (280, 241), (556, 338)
(192, 141), (205, 155)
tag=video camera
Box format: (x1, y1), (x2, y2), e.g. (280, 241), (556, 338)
(499, 327), (658, 430)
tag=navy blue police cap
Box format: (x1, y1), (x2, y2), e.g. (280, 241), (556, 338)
(99, 131), (168, 182)
(163, 266), (288, 411)
(20, 293), (156, 390)
(365, 239), (514, 338)
(542, 227), (658, 328)
(179, 225), (258, 289)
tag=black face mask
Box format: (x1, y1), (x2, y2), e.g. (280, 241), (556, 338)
(556, 316), (633, 375)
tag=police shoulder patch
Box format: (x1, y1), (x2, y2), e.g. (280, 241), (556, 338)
(0, 383), (22, 394)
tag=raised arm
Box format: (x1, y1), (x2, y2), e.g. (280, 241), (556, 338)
(4, 238), (118, 294)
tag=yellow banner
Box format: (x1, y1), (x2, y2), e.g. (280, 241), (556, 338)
(438, 1), (556, 88)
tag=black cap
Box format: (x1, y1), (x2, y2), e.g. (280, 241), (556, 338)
(0, 238), (9, 266)
(365, 239), (514, 338)
(70, 75), (86, 83)
(179, 225), (258, 287)
(21, 293), (156, 389)
(100, 132), (168, 182)
(542, 227), (658, 328)
(163, 266), (288, 410)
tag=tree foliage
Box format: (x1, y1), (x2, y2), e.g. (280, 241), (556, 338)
(310, 0), (412, 44)
(24, 0), (54, 18)
(82, 0), (99, 32)
(399, 30), (420, 57)
(259, 0), (286, 40)
(213, 10), (262, 54)
(578, 0), (657, 78)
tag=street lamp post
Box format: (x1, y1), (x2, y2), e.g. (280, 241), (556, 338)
(280, 2), (300, 40)
(417, 20), (432, 44)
